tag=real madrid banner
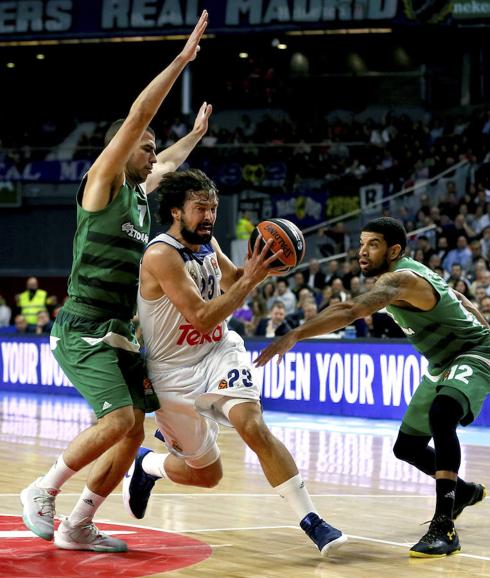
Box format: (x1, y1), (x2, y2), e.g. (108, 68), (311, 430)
(0, 0), (465, 43)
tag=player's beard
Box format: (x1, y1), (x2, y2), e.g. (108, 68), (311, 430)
(180, 221), (213, 245)
(361, 255), (391, 278)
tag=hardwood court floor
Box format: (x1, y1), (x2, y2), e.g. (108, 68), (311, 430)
(0, 394), (489, 578)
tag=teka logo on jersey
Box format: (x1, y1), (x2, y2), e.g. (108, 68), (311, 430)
(177, 322), (223, 346)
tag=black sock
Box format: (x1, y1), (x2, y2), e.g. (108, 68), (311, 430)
(435, 478), (457, 519)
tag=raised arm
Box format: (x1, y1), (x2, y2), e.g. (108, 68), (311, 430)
(82, 10), (208, 211)
(145, 102), (213, 194)
(254, 270), (426, 366)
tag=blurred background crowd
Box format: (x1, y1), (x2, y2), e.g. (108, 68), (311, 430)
(2, 1), (490, 341)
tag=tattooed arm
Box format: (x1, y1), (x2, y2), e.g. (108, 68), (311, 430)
(254, 271), (419, 366)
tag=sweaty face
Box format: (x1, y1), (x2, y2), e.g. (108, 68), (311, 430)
(358, 232), (393, 278)
(180, 191), (218, 245)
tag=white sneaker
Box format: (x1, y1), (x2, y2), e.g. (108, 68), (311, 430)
(54, 516), (128, 552)
(20, 477), (58, 540)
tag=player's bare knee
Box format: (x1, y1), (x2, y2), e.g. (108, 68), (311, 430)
(99, 407), (135, 439)
(237, 418), (272, 451)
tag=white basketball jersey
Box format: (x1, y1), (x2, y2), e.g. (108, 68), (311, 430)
(138, 233), (228, 371)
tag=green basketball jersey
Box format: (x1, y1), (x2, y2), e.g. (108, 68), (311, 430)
(386, 257), (490, 373)
(65, 177), (150, 321)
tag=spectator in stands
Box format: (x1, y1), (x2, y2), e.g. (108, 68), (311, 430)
(330, 278), (349, 302)
(435, 235), (450, 264)
(480, 226), (490, 260)
(453, 213), (476, 243)
(446, 263), (466, 288)
(273, 278), (297, 315)
(443, 236), (473, 273)
(261, 280), (277, 310)
(479, 288), (490, 315)
(301, 300), (318, 324)
(235, 210), (255, 240)
(14, 314), (35, 334)
(304, 259), (325, 291)
(454, 279), (473, 301)
(324, 259), (341, 286)
(255, 301), (293, 337)
(0, 294), (11, 327)
(35, 310), (53, 335)
(427, 253), (443, 275)
(16, 277), (48, 326)
(290, 270), (308, 299)
(415, 235), (435, 265)
(349, 276), (363, 298)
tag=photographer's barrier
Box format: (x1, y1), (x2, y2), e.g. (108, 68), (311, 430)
(1, 336), (489, 426)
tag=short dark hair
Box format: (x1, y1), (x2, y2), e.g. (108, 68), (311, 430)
(156, 169), (218, 224)
(362, 217), (407, 252)
(104, 118), (155, 146)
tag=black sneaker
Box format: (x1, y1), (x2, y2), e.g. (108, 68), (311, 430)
(300, 512), (347, 556)
(409, 515), (461, 558)
(453, 483), (487, 520)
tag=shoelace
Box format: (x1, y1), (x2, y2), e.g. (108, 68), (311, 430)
(74, 522), (101, 542)
(419, 517), (451, 543)
(33, 494), (55, 517)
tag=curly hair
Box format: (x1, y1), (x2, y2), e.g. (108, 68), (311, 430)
(156, 169), (219, 224)
(361, 217), (407, 252)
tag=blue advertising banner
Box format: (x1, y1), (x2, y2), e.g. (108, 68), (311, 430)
(2, 335), (490, 426)
(0, 1), (455, 43)
(271, 191), (328, 227)
(0, 160), (91, 183)
(0, 336), (78, 396)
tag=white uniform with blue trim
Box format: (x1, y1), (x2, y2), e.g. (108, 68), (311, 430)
(137, 233), (260, 467)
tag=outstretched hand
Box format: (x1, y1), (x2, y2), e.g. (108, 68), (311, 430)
(180, 10), (208, 63)
(192, 101), (213, 136)
(254, 332), (298, 367)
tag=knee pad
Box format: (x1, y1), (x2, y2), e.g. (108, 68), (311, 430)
(429, 395), (464, 437)
(429, 395), (463, 473)
(393, 431), (431, 463)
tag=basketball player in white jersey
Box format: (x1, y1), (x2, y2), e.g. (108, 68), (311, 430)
(123, 169), (346, 556)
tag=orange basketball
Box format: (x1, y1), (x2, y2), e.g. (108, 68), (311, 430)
(248, 218), (306, 274)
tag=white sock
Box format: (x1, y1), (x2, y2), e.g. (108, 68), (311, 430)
(274, 473), (318, 522)
(37, 455), (76, 491)
(68, 487), (106, 526)
(142, 452), (169, 479)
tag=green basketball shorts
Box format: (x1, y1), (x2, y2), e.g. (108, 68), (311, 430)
(401, 353), (490, 436)
(50, 309), (159, 419)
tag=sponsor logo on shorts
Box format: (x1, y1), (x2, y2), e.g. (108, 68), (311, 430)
(102, 401), (112, 411)
(177, 322), (223, 346)
(218, 379), (228, 390)
(143, 377), (155, 396)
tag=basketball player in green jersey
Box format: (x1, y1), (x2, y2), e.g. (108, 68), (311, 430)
(20, 11), (210, 553)
(256, 217), (488, 558)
